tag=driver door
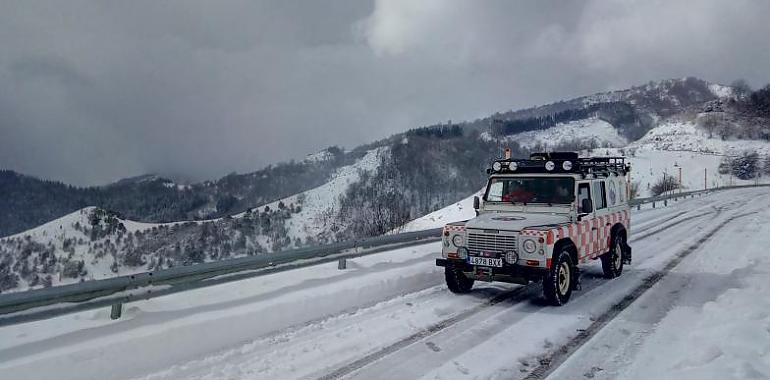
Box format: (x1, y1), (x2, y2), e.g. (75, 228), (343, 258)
(576, 182), (595, 261)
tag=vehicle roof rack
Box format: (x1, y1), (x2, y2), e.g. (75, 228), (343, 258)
(487, 152), (630, 176)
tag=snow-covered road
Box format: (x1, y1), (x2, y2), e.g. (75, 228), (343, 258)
(0, 188), (768, 380)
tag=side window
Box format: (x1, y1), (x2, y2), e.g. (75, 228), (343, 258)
(577, 183), (592, 213)
(593, 181), (607, 210)
(616, 180), (625, 203)
(608, 180), (619, 205)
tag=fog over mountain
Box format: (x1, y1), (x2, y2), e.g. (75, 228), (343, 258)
(1, 0), (770, 185)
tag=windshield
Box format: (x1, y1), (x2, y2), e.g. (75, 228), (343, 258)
(484, 177), (575, 204)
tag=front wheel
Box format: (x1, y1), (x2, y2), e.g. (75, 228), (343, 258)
(445, 265), (474, 293)
(601, 233), (625, 278)
(543, 250), (575, 306)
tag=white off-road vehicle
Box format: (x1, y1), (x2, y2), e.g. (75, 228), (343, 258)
(436, 151), (632, 305)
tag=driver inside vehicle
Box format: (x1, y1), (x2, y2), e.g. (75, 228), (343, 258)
(502, 180), (535, 203)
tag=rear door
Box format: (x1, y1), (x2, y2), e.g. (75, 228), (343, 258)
(592, 180), (611, 255)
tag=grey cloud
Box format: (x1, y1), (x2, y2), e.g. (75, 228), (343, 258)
(1, 0), (769, 185)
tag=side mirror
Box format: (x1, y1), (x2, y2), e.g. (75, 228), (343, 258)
(473, 196), (480, 210)
(580, 198), (593, 214)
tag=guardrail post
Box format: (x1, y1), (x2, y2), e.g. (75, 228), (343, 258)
(652, 201), (655, 208)
(637, 204), (641, 210)
(110, 303), (122, 320)
(338, 258), (347, 270)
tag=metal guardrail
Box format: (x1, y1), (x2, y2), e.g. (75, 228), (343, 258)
(1, 183), (768, 327)
(629, 183), (770, 208)
(0, 227), (442, 326)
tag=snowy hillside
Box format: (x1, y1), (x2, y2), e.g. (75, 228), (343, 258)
(629, 120), (770, 155)
(398, 190), (481, 232)
(238, 147), (387, 244)
(0, 148), (387, 293)
(483, 117), (628, 149)
(0, 208), (161, 291)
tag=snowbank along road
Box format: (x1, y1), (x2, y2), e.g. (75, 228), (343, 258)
(0, 188), (768, 380)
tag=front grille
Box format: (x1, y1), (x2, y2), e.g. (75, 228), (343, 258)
(467, 232), (517, 256)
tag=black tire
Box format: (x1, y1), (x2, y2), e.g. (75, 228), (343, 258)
(601, 232), (625, 279)
(445, 265), (474, 294)
(543, 250), (575, 306)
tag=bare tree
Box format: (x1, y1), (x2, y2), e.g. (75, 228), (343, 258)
(651, 175), (680, 197)
(698, 113), (719, 138)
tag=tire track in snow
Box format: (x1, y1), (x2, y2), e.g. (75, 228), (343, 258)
(313, 208), (721, 380)
(522, 209), (759, 380)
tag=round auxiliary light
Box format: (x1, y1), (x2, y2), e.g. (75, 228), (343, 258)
(562, 160), (573, 171)
(545, 161), (555, 171)
(457, 247), (469, 259)
(523, 239), (537, 254)
(508, 161), (518, 171)
(505, 251), (519, 264)
(452, 234), (464, 247)
(492, 161), (502, 172)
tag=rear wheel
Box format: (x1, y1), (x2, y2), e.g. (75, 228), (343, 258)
(445, 265), (474, 293)
(543, 250), (574, 306)
(602, 233), (625, 278)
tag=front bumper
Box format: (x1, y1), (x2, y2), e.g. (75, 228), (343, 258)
(436, 258), (547, 284)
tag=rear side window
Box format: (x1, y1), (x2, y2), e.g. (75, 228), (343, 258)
(593, 181), (607, 210)
(577, 183), (591, 213)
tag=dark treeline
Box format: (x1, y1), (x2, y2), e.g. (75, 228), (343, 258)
(0, 147), (358, 237)
(406, 124), (463, 139)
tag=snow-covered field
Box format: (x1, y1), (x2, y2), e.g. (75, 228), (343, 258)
(1, 187), (769, 380)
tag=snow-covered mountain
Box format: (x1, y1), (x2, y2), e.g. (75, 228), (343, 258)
(4, 77), (770, 293)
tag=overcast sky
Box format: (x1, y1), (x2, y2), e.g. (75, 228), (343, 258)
(2, 0), (769, 185)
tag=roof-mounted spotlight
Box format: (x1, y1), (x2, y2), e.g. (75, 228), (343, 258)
(562, 160), (573, 171)
(545, 161), (555, 171)
(508, 161), (518, 171)
(492, 161), (502, 172)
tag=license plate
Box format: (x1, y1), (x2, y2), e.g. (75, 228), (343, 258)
(469, 256), (503, 267)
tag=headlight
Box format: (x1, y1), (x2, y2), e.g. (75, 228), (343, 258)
(452, 234), (464, 247)
(508, 161), (518, 171)
(562, 160), (573, 171)
(492, 162), (502, 172)
(522, 239), (537, 253)
(505, 251), (518, 264)
(458, 247), (469, 259)
(545, 161), (555, 171)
